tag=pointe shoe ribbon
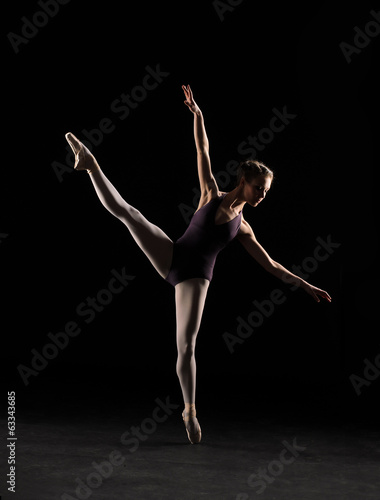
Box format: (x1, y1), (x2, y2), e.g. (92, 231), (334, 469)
(182, 406), (202, 444)
(65, 132), (100, 173)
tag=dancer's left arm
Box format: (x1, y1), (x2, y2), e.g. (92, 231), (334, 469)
(237, 219), (331, 302)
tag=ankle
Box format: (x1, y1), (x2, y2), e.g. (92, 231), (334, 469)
(184, 403), (196, 417)
(87, 163), (100, 175)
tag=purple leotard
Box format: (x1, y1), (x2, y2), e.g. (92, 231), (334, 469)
(165, 194), (242, 286)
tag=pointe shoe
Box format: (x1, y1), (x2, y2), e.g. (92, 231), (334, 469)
(65, 132), (100, 173)
(182, 405), (202, 444)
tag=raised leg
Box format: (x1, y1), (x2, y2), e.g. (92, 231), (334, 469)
(66, 132), (173, 278)
(175, 277), (209, 443)
(89, 168), (173, 278)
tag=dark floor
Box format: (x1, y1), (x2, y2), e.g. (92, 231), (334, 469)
(2, 380), (380, 500)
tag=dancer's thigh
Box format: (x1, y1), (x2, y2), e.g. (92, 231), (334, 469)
(175, 278), (209, 348)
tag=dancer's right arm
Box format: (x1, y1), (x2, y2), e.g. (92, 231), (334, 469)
(182, 85), (218, 200)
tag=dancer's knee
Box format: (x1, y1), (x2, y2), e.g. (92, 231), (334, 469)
(177, 330), (197, 356)
(177, 352), (195, 379)
(177, 342), (195, 359)
(176, 342), (195, 371)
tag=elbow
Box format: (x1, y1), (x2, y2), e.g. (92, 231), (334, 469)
(197, 146), (209, 155)
(103, 201), (129, 221)
(265, 259), (279, 275)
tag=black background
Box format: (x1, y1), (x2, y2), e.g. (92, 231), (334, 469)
(2, 1), (379, 420)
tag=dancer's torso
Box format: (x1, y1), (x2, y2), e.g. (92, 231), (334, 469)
(165, 194), (242, 286)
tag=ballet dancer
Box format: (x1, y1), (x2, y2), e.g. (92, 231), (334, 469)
(65, 84), (331, 444)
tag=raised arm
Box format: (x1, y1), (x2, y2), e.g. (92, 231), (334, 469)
(182, 85), (218, 198)
(237, 219), (332, 303)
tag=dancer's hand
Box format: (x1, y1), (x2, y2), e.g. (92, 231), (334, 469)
(182, 85), (201, 114)
(302, 282), (332, 303)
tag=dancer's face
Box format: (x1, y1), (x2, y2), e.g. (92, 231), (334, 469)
(243, 174), (272, 207)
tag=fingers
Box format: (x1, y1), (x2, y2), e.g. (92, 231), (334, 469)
(323, 291), (332, 302)
(315, 288), (332, 303)
(317, 288), (332, 302)
(306, 284), (332, 303)
(182, 84), (193, 100)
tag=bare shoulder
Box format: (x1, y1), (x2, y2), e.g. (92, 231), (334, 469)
(237, 215), (254, 238)
(196, 184), (222, 211)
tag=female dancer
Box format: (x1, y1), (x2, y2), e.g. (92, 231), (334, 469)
(66, 85), (331, 444)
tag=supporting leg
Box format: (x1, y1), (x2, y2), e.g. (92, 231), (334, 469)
(175, 277), (209, 443)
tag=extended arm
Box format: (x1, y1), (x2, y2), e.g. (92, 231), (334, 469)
(182, 85), (218, 198)
(237, 219), (332, 302)
(193, 108), (209, 153)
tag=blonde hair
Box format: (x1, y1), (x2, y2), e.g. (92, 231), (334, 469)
(236, 159), (274, 186)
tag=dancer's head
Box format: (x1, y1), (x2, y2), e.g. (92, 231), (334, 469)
(236, 159), (273, 207)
